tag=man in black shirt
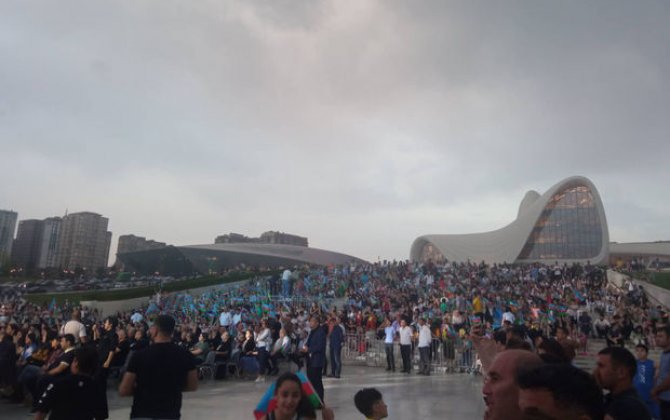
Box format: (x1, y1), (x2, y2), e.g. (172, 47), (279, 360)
(35, 346), (107, 420)
(119, 314), (198, 420)
(594, 346), (652, 420)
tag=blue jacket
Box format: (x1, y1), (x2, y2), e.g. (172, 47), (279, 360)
(330, 324), (344, 349)
(307, 325), (327, 368)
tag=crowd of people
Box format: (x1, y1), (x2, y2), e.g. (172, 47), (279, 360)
(0, 259), (668, 419)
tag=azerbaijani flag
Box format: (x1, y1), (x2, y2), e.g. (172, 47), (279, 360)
(253, 371), (323, 419)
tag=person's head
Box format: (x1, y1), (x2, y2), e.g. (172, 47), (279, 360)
(279, 328), (286, 338)
(103, 316), (118, 332)
(555, 326), (568, 340)
(493, 329), (508, 352)
(25, 332), (37, 345)
(222, 330), (230, 340)
(152, 315), (176, 339)
(536, 338), (569, 364)
(71, 346), (98, 376)
(71, 310), (81, 321)
(518, 363), (604, 420)
(245, 329), (253, 340)
(61, 334), (75, 349)
(273, 373), (315, 418)
(482, 349), (543, 420)
(309, 316), (320, 330)
(593, 347), (637, 393)
(50, 334), (60, 349)
(656, 325), (670, 349)
(635, 344), (649, 361)
(418, 317), (426, 325)
(117, 328), (127, 341)
(400, 319), (407, 328)
(354, 388), (388, 419)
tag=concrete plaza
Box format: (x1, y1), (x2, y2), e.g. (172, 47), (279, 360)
(5, 366), (485, 419)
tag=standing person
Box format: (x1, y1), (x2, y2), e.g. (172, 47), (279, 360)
(517, 363), (604, 420)
(61, 310), (87, 344)
(256, 319), (272, 383)
(482, 349), (543, 420)
(635, 344), (660, 419)
(282, 269), (292, 298)
(34, 347), (107, 420)
(417, 318), (431, 375)
(593, 346), (652, 420)
(95, 316), (118, 418)
(119, 314), (198, 420)
(399, 319), (413, 374)
(328, 317), (344, 379)
(302, 316), (326, 403)
(379, 318), (396, 372)
(652, 325), (670, 420)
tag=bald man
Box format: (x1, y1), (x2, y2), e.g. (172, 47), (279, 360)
(482, 349), (543, 420)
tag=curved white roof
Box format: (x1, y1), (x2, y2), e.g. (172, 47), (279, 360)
(410, 176), (610, 265)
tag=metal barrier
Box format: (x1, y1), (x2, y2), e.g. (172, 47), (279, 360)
(341, 333), (481, 375)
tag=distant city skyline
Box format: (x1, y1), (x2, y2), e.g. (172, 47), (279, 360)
(2, 1), (669, 264)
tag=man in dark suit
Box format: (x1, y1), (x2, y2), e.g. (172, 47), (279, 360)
(329, 316), (344, 379)
(303, 315), (326, 403)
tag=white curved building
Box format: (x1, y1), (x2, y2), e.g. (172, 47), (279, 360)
(410, 176), (610, 265)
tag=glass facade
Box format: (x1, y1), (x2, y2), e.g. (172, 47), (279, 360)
(418, 242), (446, 262)
(517, 184), (603, 261)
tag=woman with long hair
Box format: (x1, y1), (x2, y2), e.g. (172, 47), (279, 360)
(259, 372), (334, 420)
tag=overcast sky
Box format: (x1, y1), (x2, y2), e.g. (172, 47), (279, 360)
(1, 1), (669, 264)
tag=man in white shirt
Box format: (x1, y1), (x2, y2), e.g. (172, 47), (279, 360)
(398, 319), (413, 374)
(417, 318), (432, 375)
(502, 307), (515, 325)
(130, 312), (143, 324)
(219, 307), (232, 329)
(61, 310), (87, 344)
(281, 269), (291, 297)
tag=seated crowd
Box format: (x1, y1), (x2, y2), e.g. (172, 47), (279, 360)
(0, 259), (667, 419)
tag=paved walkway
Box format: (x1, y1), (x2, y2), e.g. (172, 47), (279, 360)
(5, 366), (485, 419)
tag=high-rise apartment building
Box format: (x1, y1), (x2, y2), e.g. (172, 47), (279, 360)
(214, 231), (308, 247)
(11, 219), (43, 269)
(55, 212), (112, 271)
(8, 217), (62, 270)
(37, 217), (62, 269)
(259, 231), (308, 247)
(115, 234), (166, 268)
(0, 210), (18, 266)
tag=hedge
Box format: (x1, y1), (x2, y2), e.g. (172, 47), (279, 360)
(24, 270), (278, 305)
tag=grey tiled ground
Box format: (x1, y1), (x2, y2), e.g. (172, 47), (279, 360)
(5, 366), (485, 419)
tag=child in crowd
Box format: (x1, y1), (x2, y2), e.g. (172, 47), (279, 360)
(634, 344), (660, 419)
(354, 388), (388, 420)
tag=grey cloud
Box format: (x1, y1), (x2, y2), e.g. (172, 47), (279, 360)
(1, 1), (669, 262)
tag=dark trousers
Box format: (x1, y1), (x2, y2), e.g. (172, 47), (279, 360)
(330, 345), (342, 377)
(257, 348), (269, 375)
(307, 366), (324, 403)
(660, 400), (670, 420)
(400, 344), (411, 372)
(419, 346), (430, 374)
(385, 343), (395, 371)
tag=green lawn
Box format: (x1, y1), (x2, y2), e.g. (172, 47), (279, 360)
(24, 270), (276, 306)
(651, 272), (670, 290)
